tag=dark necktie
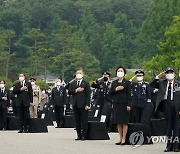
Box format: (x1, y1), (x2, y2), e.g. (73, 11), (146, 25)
(167, 83), (172, 101)
(77, 81), (80, 87)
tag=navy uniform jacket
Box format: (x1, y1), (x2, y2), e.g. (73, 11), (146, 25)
(131, 82), (152, 108)
(91, 80), (112, 102)
(52, 86), (67, 106)
(0, 88), (10, 108)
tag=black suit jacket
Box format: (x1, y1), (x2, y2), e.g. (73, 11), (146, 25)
(68, 80), (91, 108)
(52, 86), (67, 106)
(13, 81), (33, 107)
(151, 79), (180, 115)
(0, 88), (10, 108)
(109, 79), (131, 106)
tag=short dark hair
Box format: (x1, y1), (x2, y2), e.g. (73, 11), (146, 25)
(0, 80), (6, 84)
(19, 73), (25, 76)
(116, 66), (127, 74)
(76, 68), (83, 72)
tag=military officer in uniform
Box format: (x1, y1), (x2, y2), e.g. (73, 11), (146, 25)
(131, 70), (152, 123)
(91, 71), (112, 131)
(29, 77), (41, 118)
(0, 80), (10, 130)
(151, 67), (180, 152)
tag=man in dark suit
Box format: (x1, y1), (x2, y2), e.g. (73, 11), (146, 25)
(13, 73), (33, 133)
(0, 80), (10, 130)
(151, 67), (180, 152)
(91, 71), (112, 131)
(52, 79), (67, 128)
(69, 69), (91, 140)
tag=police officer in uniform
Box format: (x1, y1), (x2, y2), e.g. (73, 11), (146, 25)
(91, 71), (112, 131)
(131, 70), (152, 123)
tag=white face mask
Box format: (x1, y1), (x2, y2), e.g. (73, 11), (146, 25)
(42, 91), (45, 94)
(31, 81), (35, 86)
(48, 90), (51, 93)
(19, 77), (25, 82)
(56, 82), (61, 86)
(166, 73), (175, 80)
(117, 72), (124, 78)
(0, 84), (5, 88)
(76, 73), (83, 80)
(137, 76), (143, 82)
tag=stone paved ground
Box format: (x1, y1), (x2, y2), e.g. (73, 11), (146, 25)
(0, 127), (169, 154)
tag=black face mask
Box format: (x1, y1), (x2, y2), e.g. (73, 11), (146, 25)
(103, 77), (108, 81)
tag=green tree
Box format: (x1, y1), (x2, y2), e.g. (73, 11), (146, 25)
(144, 16), (180, 75)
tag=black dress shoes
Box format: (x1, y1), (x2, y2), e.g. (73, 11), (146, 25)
(115, 142), (121, 145)
(121, 142), (126, 145)
(75, 136), (81, 141)
(18, 130), (23, 133)
(164, 148), (173, 152)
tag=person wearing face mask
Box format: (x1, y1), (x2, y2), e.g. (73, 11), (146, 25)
(151, 67), (180, 152)
(13, 73), (33, 133)
(0, 80), (10, 130)
(131, 70), (152, 123)
(52, 79), (67, 128)
(109, 66), (131, 145)
(29, 77), (41, 118)
(91, 71), (112, 132)
(68, 69), (91, 141)
(39, 89), (49, 112)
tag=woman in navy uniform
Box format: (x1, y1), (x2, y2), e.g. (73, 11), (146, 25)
(109, 66), (131, 145)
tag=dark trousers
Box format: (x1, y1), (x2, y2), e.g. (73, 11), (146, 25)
(17, 105), (29, 131)
(101, 102), (112, 131)
(54, 106), (64, 127)
(0, 107), (7, 130)
(73, 104), (88, 137)
(164, 101), (179, 149)
(134, 107), (144, 123)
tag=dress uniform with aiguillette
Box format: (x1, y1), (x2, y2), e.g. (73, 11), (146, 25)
(131, 70), (152, 123)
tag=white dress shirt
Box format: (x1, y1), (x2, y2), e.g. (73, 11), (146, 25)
(164, 80), (174, 101)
